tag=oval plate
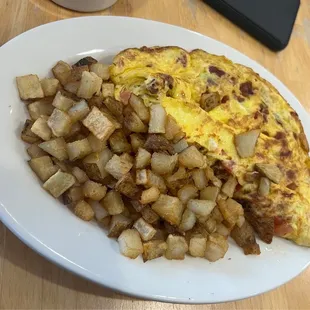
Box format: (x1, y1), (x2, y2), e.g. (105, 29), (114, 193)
(0, 16), (309, 304)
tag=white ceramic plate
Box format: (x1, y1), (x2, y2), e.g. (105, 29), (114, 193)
(0, 16), (309, 304)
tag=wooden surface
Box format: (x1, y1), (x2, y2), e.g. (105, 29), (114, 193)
(0, 0), (310, 309)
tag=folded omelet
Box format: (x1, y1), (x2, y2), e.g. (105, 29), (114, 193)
(110, 46), (310, 247)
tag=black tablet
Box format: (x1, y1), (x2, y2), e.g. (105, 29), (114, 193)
(203, 0), (300, 51)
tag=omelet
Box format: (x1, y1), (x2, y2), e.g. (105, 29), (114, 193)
(110, 46), (310, 247)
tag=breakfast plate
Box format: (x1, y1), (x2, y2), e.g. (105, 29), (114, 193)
(0, 16), (309, 304)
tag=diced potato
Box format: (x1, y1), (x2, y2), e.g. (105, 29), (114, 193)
(105, 154), (133, 180)
(179, 209), (196, 232)
(221, 176), (238, 198)
(149, 104), (166, 133)
(129, 94), (150, 123)
(83, 180), (107, 201)
(205, 233), (229, 262)
(74, 200), (94, 221)
(136, 169), (148, 185)
(27, 143), (47, 158)
(166, 167), (189, 192)
(165, 235), (188, 260)
(39, 137), (68, 161)
(68, 100), (90, 122)
(179, 146), (205, 169)
(258, 177), (270, 196)
(140, 187), (160, 204)
(40, 78), (60, 97)
(48, 108), (72, 137)
(82, 107), (116, 141)
(152, 194), (184, 226)
(191, 169), (207, 190)
(187, 199), (216, 217)
(88, 95), (103, 109)
(52, 61), (72, 85)
(90, 63), (110, 80)
(216, 223), (230, 237)
(236, 215), (245, 228)
(130, 200), (145, 212)
(189, 236), (207, 258)
(67, 138), (92, 161)
(31, 117), (52, 141)
(200, 92), (220, 112)
(144, 134), (174, 154)
(83, 148), (113, 181)
(109, 130), (131, 154)
(88, 200), (110, 222)
(101, 190), (125, 215)
(145, 170), (167, 193)
(173, 132), (186, 144)
(77, 71), (102, 99)
(43, 170), (75, 198)
(104, 97), (123, 122)
(173, 138), (188, 154)
(28, 156), (58, 182)
(28, 99), (54, 120)
(115, 173), (141, 199)
(73, 56), (97, 67)
(118, 229), (143, 259)
(151, 153), (178, 175)
(142, 240), (167, 262)
(133, 217), (156, 241)
(130, 134), (145, 152)
(124, 109), (148, 133)
(255, 163), (282, 184)
(135, 148), (151, 169)
(71, 166), (89, 183)
(165, 115), (181, 140)
(141, 206), (160, 224)
(120, 153), (134, 164)
(218, 198), (244, 228)
(64, 122), (83, 141)
(244, 171), (260, 182)
(200, 186), (220, 201)
(21, 120), (40, 143)
(204, 218), (217, 233)
(87, 133), (106, 152)
(16, 74), (44, 100)
(235, 130), (260, 158)
(109, 215), (132, 238)
(177, 184), (198, 204)
(63, 186), (84, 205)
(64, 81), (80, 95)
(101, 83), (115, 98)
(211, 206), (224, 222)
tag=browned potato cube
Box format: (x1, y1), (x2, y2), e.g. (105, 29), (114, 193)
(218, 198), (244, 228)
(221, 176), (238, 197)
(103, 97), (123, 122)
(142, 240), (167, 262)
(73, 57), (97, 67)
(165, 115), (181, 141)
(43, 170), (75, 198)
(88, 200), (110, 222)
(120, 153), (134, 164)
(21, 120), (40, 143)
(140, 187), (160, 204)
(105, 154), (133, 180)
(31, 117), (52, 141)
(141, 206), (160, 224)
(67, 138), (92, 161)
(235, 129), (260, 158)
(64, 65), (88, 94)
(133, 217), (156, 241)
(255, 163), (282, 184)
(82, 107), (115, 141)
(77, 71), (102, 99)
(129, 94), (150, 123)
(145, 170), (167, 193)
(115, 173), (141, 200)
(41, 78), (60, 97)
(152, 194), (184, 226)
(27, 144), (47, 158)
(179, 209), (196, 232)
(166, 166), (189, 192)
(71, 166), (88, 184)
(205, 233), (229, 262)
(39, 137), (68, 161)
(118, 229), (143, 259)
(63, 186), (84, 205)
(101, 190), (125, 215)
(68, 100), (90, 123)
(87, 134), (106, 152)
(90, 63), (110, 80)
(211, 206), (224, 222)
(151, 153), (178, 175)
(187, 199), (216, 217)
(189, 236), (207, 258)
(28, 156), (58, 182)
(204, 218), (217, 233)
(192, 169), (207, 190)
(179, 146), (205, 169)
(124, 110), (148, 133)
(88, 95), (103, 109)
(177, 184), (198, 204)
(136, 169), (148, 185)
(109, 215), (132, 238)
(258, 177), (270, 196)
(16, 75), (44, 100)
(52, 91), (74, 111)
(101, 83), (115, 98)
(135, 148), (151, 169)
(200, 186), (220, 201)
(165, 235), (188, 260)
(52, 61), (72, 85)
(130, 134), (145, 152)
(216, 223), (230, 237)
(28, 99), (54, 120)
(109, 130), (131, 154)
(74, 200), (94, 221)
(83, 180), (107, 201)
(149, 104), (166, 133)
(48, 108), (72, 137)
(173, 138), (188, 154)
